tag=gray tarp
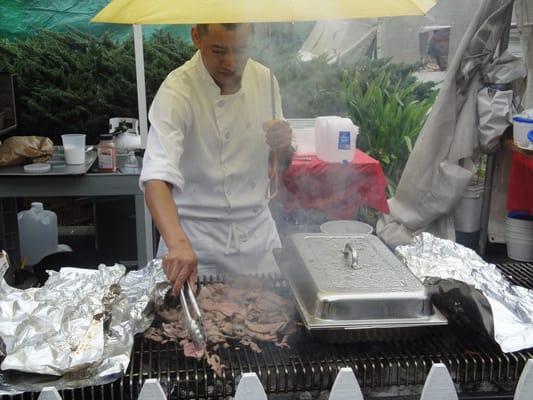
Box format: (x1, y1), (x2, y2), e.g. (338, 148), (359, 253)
(377, 0), (516, 248)
(478, 51), (526, 153)
(515, 0), (533, 109)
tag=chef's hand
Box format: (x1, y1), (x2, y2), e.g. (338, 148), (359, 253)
(263, 119), (293, 156)
(163, 242), (198, 295)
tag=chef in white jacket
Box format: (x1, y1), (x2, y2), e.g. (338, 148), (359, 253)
(140, 23), (294, 294)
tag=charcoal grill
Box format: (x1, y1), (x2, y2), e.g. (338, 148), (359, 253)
(2, 262), (533, 400)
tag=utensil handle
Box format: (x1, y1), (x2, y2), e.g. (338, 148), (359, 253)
(179, 287), (193, 322)
(185, 281), (202, 320)
(343, 243), (358, 269)
(267, 69), (279, 202)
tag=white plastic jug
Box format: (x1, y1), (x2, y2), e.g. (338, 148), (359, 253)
(315, 116), (359, 163)
(17, 202), (58, 267)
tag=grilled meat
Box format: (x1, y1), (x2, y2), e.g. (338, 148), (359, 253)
(144, 277), (297, 375)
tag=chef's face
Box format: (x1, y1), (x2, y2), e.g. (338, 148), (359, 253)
(192, 24), (253, 93)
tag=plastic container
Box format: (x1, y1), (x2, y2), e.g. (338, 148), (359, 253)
(505, 235), (533, 261)
(122, 150), (139, 173)
(453, 183), (484, 233)
(512, 115), (533, 148)
(97, 134), (117, 173)
(288, 118), (316, 155)
(320, 220), (374, 235)
(505, 213), (533, 261)
(315, 116), (359, 163)
(61, 134), (86, 165)
(505, 212), (533, 236)
(17, 202), (58, 267)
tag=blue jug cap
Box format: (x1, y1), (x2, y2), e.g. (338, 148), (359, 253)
(513, 115), (533, 123)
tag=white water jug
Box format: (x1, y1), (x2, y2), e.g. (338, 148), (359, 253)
(17, 202), (58, 267)
(315, 116), (359, 163)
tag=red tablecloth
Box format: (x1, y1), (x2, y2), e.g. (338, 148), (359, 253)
(507, 151), (533, 215)
(280, 150), (390, 219)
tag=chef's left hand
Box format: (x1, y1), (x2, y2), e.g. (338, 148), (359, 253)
(263, 119), (292, 156)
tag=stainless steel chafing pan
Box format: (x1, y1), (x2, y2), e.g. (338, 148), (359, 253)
(275, 233), (447, 333)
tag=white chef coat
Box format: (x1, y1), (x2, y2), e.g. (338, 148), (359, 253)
(140, 51), (282, 275)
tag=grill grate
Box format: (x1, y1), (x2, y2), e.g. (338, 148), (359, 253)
(3, 263), (533, 400)
(497, 262), (533, 289)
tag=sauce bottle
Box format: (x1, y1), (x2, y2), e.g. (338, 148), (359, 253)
(97, 134), (117, 173)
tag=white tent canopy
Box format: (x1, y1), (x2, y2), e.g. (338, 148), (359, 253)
(298, 19), (377, 63)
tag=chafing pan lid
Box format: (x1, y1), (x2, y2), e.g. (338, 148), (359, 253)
(289, 233), (424, 295)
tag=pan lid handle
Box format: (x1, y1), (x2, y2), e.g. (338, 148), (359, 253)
(343, 243), (359, 269)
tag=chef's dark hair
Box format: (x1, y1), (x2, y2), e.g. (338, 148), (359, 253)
(197, 23), (255, 36)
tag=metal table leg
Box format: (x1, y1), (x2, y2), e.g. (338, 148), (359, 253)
(135, 194), (154, 267)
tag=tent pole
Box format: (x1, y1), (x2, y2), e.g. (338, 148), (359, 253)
(132, 24), (154, 264)
(133, 24), (149, 148)
(478, 8), (513, 256)
(268, 25), (279, 201)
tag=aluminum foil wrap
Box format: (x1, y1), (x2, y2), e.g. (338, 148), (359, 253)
(396, 233), (533, 352)
(0, 257), (168, 394)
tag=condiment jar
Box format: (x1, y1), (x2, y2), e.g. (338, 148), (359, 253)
(97, 134), (117, 173)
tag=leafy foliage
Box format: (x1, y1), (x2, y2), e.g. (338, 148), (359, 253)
(341, 59), (438, 194)
(0, 30), (194, 143)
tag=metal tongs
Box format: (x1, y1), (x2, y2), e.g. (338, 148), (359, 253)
(179, 281), (207, 350)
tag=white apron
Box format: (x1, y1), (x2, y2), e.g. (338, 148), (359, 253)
(156, 208), (281, 276)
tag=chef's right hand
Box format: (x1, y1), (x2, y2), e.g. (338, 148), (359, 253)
(163, 242), (198, 295)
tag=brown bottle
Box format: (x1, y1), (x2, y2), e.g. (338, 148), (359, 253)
(97, 134), (117, 173)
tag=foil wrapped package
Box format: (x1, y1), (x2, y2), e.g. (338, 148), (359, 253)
(396, 233), (533, 352)
(0, 255), (168, 394)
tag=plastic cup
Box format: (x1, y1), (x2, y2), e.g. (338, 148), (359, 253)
(512, 115), (533, 147)
(320, 220), (374, 235)
(61, 134), (86, 165)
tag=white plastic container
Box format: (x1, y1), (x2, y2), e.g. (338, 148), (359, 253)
(505, 214), (533, 261)
(315, 116), (359, 163)
(288, 118), (316, 155)
(17, 202), (58, 266)
(320, 220), (374, 235)
(512, 115), (533, 148)
(61, 134), (86, 165)
(453, 183), (484, 233)
(505, 215), (533, 235)
(505, 235), (533, 261)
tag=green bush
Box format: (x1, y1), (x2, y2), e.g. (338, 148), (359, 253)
(0, 30), (194, 143)
(341, 59), (438, 194)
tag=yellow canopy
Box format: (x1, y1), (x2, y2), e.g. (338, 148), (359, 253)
(92, 0), (437, 24)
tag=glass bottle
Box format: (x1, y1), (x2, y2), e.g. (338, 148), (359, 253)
(97, 134), (117, 173)
(123, 150), (139, 173)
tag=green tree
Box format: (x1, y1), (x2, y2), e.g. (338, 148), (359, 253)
(0, 30), (194, 143)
